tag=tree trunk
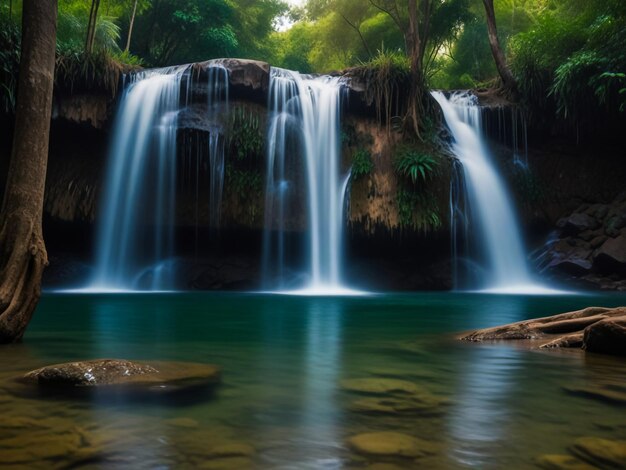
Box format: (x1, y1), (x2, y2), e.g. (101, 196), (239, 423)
(125, 0), (138, 52)
(406, 0), (423, 137)
(85, 0), (101, 53)
(0, 0), (57, 343)
(482, 0), (517, 92)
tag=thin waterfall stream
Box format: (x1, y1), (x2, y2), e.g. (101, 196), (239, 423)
(432, 91), (550, 293)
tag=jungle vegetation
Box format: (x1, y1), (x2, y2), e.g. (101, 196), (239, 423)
(1, 0), (625, 127)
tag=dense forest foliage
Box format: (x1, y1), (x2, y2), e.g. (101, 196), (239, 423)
(1, 0), (625, 128)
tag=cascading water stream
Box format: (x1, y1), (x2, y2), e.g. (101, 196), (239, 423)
(89, 62), (230, 291)
(91, 66), (189, 291)
(432, 91), (545, 293)
(206, 65), (229, 229)
(262, 68), (354, 294)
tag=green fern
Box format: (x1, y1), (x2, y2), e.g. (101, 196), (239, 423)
(394, 148), (439, 186)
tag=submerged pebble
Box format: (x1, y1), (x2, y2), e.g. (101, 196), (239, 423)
(347, 431), (438, 459)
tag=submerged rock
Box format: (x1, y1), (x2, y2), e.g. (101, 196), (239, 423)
(347, 432), (437, 459)
(350, 395), (447, 416)
(536, 454), (597, 470)
(563, 382), (626, 406)
(570, 437), (626, 469)
(165, 417), (200, 428)
(196, 457), (255, 469)
(19, 359), (220, 393)
(340, 378), (420, 396)
(460, 306), (626, 356)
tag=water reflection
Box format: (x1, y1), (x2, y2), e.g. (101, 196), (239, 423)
(447, 345), (521, 467)
(447, 295), (525, 468)
(302, 300), (343, 467)
(255, 298), (345, 468)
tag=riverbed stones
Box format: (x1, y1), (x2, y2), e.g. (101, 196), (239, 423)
(19, 359), (221, 394)
(570, 437), (626, 469)
(348, 432), (438, 459)
(461, 306), (626, 356)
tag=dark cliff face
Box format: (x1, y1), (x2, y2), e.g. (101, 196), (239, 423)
(38, 59), (454, 235)
(20, 59), (452, 290)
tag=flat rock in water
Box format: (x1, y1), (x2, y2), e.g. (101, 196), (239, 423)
(340, 378), (420, 395)
(18, 359), (220, 394)
(571, 437), (626, 469)
(536, 454), (598, 470)
(347, 432), (437, 459)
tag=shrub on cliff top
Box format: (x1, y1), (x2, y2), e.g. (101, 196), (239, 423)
(349, 48), (410, 133)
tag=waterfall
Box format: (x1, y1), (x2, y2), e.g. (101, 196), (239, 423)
(206, 65), (229, 229)
(91, 66), (188, 291)
(432, 91), (543, 293)
(262, 68), (353, 294)
(89, 63), (230, 291)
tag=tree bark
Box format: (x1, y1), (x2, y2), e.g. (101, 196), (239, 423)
(0, 0), (57, 343)
(407, 0), (423, 136)
(85, 0), (101, 54)
(482, 0), (517, 92)
(125, 0), (139, 52)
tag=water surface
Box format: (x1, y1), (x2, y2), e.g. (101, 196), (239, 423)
(1, 292), (625, 468)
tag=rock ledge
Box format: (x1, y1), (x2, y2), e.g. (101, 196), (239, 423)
(460, 306), (626, 356)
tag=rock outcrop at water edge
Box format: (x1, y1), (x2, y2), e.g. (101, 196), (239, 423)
(460, 306), (626, 357)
